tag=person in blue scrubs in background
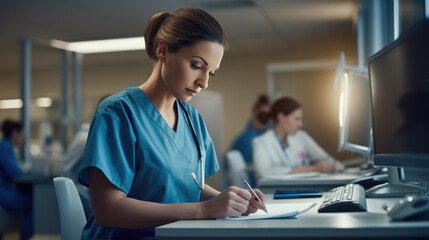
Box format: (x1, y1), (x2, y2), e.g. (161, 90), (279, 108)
(0, 119), (32, 240)
(229, 94), (271, 186)
(230, 94), (271, 164)
(78, 8), (266, 239)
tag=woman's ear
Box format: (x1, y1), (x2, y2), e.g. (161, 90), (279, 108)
(156, 40), (168, 62)
(277, 112), (286, 123)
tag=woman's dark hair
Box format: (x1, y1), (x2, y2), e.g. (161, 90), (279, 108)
(257, 97), (301, 124)
(252, 94), (270, 112)
(1, 119), (23, 139)
(144, 8), (226, 61)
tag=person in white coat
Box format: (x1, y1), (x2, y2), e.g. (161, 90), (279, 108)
(252, 97), (344, 179)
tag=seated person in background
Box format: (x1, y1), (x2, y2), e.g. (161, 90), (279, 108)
(230, 94), (271, 164)
(0, 119), (33, 240)
(60, 123), (91, 218)
(252, 97), (344, 179)
(60, 94), (110, 218)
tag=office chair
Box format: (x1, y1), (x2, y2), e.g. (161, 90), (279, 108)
(53, 177), (87, 240)
(225, 150), (250, 188)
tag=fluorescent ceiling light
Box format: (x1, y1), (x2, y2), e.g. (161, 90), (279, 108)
(0, 99), (23, 109)
(36, 97), (52, 107)
(50, 37), (145, 54)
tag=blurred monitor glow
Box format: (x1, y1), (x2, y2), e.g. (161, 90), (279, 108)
(30, 144), (41, 156)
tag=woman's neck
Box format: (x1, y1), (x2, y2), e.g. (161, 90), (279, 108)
(139, 62), (178, 130)
(139, 62), (176, 114)
(274, 124), (288, 148)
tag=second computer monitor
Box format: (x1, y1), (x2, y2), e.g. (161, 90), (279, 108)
(338, 70), (372, 156)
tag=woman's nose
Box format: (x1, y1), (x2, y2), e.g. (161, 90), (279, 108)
(197, 74), (209, 89)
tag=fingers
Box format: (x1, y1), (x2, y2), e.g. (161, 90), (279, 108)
(217, 186), (267, 218)
(233, 186), (252, 200)
(226, 186), (251, 205)
(322, 162), (335, 172)
(228, 199), (249, 216)
(244, 202), (258, 215)
(247, 188), (267, 212)
(253, 189), (266, 203)
(220, 186), (252, 217)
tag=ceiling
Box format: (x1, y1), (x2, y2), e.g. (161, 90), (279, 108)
(0, 0), (359, 72)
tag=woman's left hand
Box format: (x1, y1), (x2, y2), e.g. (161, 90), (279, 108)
(242, 188), (266, 216)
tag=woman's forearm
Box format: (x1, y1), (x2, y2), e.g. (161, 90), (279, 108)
(94, 196), (207, 229)
(90, 167), (208, 229)
(199, 184), (220, 201)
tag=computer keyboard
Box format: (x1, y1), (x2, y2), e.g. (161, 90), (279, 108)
(318, 184), (367, 213)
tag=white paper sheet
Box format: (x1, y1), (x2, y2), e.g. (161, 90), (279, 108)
(218, 202), (316, 220)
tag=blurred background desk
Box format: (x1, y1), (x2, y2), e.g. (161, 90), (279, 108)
(14, 174), (60, 235)
(155, 195), (429, 239)
(257, 173), (363, 193)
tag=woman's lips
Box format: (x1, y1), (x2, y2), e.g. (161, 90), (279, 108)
(186, 88), (198, 96)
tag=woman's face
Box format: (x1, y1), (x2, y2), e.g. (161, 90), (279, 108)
(11, 129), (25, 146)
(278, 108), (303, 135)
(161, 40), (224, 102)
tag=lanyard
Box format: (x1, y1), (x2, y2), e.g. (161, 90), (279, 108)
(178, 100), (205, 190)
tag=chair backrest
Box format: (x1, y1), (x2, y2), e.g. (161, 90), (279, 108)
(225, 150), (249, 188)
(53, 177), (87, 240)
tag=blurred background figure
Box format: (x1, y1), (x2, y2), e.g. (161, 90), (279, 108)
(230, 94), (271, 164)
(60, 94), (111, 218)
(253, 97), (344, 180)
(0, 119), (33, 240)
(228, 94), (271, 187)
(59, 123), (91, 218)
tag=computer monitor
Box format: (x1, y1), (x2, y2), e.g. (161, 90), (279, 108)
(337, 70), (372, 156)
(335, 51), (372, 159)
(367, 19), (429, 197)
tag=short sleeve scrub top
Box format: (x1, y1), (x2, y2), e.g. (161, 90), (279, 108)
(78, 85), (219, 239)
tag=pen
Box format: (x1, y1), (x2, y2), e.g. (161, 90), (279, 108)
(243, 179), (268, 214)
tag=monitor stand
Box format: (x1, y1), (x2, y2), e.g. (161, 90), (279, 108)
(366, 167), (426, 198)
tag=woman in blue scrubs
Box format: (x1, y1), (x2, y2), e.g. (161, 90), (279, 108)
(230, 94), (272, 164)
(0, 119), (32, 240)
(78, 8), (266, 239)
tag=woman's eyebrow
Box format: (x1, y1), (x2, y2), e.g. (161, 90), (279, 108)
(192, 56), (208, 66)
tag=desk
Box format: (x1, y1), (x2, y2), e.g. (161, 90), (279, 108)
(257, 173), (363, 193)
(14, 174), (60, 235)
(155, 195), (429, 239)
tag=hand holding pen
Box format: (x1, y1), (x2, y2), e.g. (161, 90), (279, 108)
(243, 179), (268, 214)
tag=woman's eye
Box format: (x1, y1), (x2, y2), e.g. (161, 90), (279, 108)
(191, 63), (202, 70)
(209, 72), (215, 77)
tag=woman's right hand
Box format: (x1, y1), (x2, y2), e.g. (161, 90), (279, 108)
(310, 161), (335, 173)
(200, 186), (252, 219)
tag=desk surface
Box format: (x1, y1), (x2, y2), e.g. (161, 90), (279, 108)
(155, 195), (429, 239)
(13, 173), (52, 184)
(13, 173), (60, 235)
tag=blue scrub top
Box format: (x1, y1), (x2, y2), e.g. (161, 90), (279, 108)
(0, 138), (24, 187)
(78, 85), (219, 239)
(230, 120), (271, 164)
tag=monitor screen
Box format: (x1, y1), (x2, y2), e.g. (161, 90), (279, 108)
(368, 20), (429, 168)
(337, 71), (372, 156)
